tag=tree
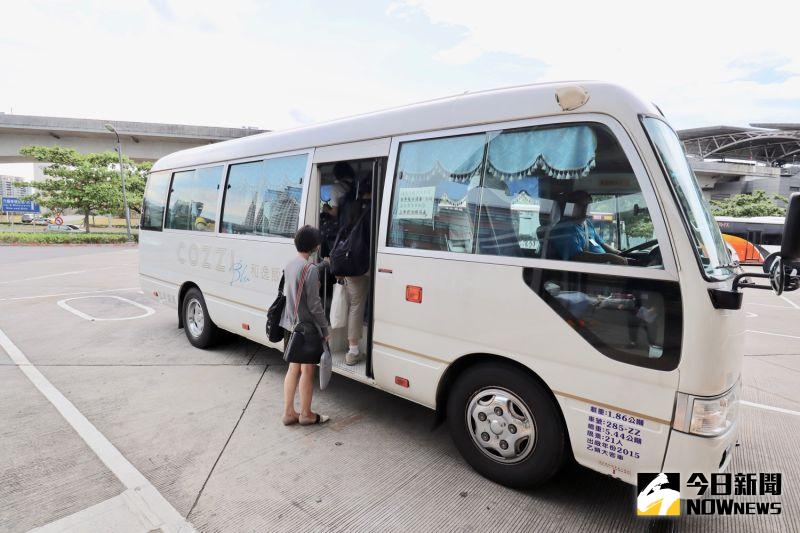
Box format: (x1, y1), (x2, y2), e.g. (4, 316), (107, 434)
(710, 190), (787, 218)
(125, 160), (152, 215)
(17, 146), (151, 232)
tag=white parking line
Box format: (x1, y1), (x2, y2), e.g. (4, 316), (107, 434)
(780, 295), (800, 310)
(741, 400), (800, 417)
(746, 329), (800, 340)
(30, 489), (165, 533)
(0, 328), (195, 533)
(0, 287), (139, 303)
(0, 265), (132, 285)
(748, 302), (797, 310)
(57, 296), (155, 322)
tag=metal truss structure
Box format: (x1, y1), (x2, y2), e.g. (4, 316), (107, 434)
(679, 124), (800, 166)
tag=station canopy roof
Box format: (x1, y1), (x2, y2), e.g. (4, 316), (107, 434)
(679, 123), (800, 165)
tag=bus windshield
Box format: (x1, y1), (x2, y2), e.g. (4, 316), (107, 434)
(642, 117), (734, 280)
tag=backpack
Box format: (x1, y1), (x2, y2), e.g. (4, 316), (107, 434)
(329, 207), (371, 277)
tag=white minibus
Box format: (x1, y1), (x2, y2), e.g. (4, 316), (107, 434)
(139, 82), (800, 489)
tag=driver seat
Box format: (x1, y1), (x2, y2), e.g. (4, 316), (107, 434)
(536, 198), (564, 259)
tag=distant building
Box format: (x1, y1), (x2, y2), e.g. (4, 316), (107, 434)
(268, 190), (300, 237)
(679, 124), (800, 204)
(0, 175), (34, 199)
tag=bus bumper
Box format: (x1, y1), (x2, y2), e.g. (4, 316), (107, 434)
(661, 424), (738, 490)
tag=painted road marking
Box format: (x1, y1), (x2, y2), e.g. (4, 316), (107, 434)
(741, 400), (800, 417)
(0, 265), (133, 285)
(57, 295), (155, 322)
(748, 302), (798, 310)
(0, 287), (139, 303)
(30, 489), (164, 533)
(0, 328), (196, 533)
(746, 329), (800, 340)
(780, 295), (800, 310)
(745, 312), (758, 318)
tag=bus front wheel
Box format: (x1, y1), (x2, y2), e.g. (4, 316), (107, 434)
(446, 363), (565, 489)
(181, 288), (220, 349)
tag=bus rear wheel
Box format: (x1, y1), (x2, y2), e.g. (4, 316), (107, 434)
(182, 287), (220, 348)
(446, 363), (565, 489)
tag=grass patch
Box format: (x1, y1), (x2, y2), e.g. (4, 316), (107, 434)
(0, 232), (136, 244)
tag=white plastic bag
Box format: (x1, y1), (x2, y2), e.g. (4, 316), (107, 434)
(319, 341), (332, 390)
(330, 282), (349, 330)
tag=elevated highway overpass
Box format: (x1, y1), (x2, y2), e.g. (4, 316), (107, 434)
(0, 113), (266, 163)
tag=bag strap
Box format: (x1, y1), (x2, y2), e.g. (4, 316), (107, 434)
(277, 271), (285, 295)
(293, 263), (313, 323)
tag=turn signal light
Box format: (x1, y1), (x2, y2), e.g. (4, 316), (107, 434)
(405, 285), (423, 303)
(395, 376), (410, 388)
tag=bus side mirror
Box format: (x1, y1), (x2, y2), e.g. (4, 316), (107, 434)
(780, 193), (800, 265)
(759, 194), (800, 295)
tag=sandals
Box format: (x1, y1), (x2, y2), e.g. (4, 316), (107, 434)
(299, 413), (330, 426)
(282, 415), (299, 426)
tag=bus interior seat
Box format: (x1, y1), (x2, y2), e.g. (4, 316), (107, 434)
(435, 206), (474, 253)
(399, 220), (446, 250)
(536, 197), (565, 260)
(466, 187), (524, 257)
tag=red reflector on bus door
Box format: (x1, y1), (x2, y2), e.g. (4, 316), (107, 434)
(395, 376), (410, 388)
(405, 285), (422, 303)
(242, 323), (250, 331)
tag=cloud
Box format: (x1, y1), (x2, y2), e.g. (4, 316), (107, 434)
(1, 0), (797, 136)
(388, 0), (800, 128)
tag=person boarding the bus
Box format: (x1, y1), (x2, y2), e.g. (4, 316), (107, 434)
(549, 190), (627, 265)
(280, 226), (331, 426)
(320, 162), (353, 257)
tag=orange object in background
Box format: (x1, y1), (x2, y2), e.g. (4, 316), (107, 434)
(722, 233), (764, 265)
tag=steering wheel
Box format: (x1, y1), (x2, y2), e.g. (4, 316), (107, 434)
(620, 239), (659, 257)
(620, 239), (661, 267)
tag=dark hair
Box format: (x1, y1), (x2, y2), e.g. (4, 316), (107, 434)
(294, 225), (321, 253)
(333, 162), (356, 181)
(566, 189), (592, 205)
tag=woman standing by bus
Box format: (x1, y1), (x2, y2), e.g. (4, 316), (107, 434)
(280, 226), (331, 426)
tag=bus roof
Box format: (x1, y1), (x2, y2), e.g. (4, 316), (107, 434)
(151, 81), (660, 172)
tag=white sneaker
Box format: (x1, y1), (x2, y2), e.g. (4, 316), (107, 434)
(345, 350), (362, 365)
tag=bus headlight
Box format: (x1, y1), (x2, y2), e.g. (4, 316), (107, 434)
(673, 381), (740, 437)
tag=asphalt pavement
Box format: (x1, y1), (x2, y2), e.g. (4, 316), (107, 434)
(1, 245), (799, 532)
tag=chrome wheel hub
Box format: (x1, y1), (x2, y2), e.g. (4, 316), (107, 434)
(466, 387), (535, 463)
(186, 298), (204, 338)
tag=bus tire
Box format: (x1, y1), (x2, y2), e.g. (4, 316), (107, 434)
(181, 287), (220, 348)
(446, 363), (565, 489)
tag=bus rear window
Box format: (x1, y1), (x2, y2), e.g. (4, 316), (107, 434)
(141, 171), (171, 231)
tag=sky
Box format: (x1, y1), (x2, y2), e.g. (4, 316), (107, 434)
(0, 0), (798, 134)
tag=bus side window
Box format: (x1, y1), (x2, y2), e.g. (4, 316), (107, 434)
(388, 133), (486, 253)
(387, 123), (662, 268)
(524, 268), (682, 371)
(221, 154), (306, 237)
(141, 171), (171, 231)
(165, 166), (223, 232)
(482, 123), (661, 267)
